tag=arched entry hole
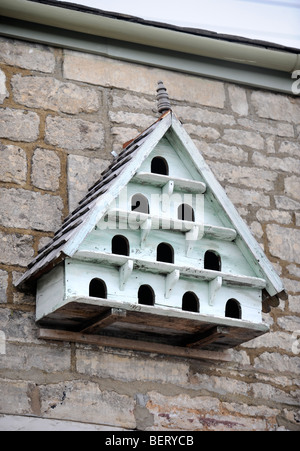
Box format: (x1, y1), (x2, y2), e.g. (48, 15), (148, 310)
(182, 292), (199, 313)
(204, 250), (221, 271)
(138, 285), (155, 306)
(151, 156), (169, 175)
(131, 194), (150, 214)
(89, 278), (107, 299)
(178, 204), (195, 222)
(112, 235), (130, 256)
(157, 243), (174, 264)
(225, 299), (242, 319)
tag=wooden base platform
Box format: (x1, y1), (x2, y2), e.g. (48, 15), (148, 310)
(37, 297), (269, 358)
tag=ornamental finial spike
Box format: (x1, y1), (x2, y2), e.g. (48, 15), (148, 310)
(156, 81), (172, 114)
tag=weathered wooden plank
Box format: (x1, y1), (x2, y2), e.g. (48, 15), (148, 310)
(38, 328), (231, 362)
(80, 308), (127, 334)
(186, 326), (230, 349)
(37, 296), (269, 346)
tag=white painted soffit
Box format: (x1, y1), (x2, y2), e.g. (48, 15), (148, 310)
(1, 0), (300, 73)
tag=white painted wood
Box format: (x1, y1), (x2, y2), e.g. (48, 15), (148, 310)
(138, 136), (194, 179)
(119, 260), (133, 290)
(165, 269), (180, 299)
(185, 225), (199, 256)
(36, 264), (65, 322)
(110, 209), (237, 241)
(36, 259), (264, 324)
(162, 180), (174, 196)
(34, 111), (287, 338)
(209, 276), (222, 306)
(140, 217), (152, 246)
(28, 110), (284, 317)
(63, 112), (172, 257)
(133, 172), (206, 194)
(168, 114), (285, 296)
(81, 222), (256, 278)
(162, 180), (174, 212)
(74, 250), (266, 290)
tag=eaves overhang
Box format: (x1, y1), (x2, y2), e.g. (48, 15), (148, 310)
(1, 0), (300, 94)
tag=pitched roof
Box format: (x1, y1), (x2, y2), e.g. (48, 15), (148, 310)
(16, 111), (171, 288)
(16, 110), (286, 306)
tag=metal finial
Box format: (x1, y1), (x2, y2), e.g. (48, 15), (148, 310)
(156, 81), (172, 114)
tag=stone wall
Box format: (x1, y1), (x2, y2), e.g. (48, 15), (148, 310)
(0, 36), (299, 431)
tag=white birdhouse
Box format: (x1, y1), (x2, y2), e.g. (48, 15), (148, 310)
(16, 82), (287, 356)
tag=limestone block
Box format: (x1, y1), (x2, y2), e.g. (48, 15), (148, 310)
(45, 116), (105, 151)
(0, 379), (32, 415)
(210, 161), (277, 191)
(12, 75), (100, 114)
(0, 309), (38, 343)
(226, 186), (270, 207)
(40, 381), (136, 429)
(76, 348), (189, 385)
(0, 108), (39, 142)
(238, 118), (294, 138)
(251, 91), (300, 123)
(254, 352), (300, 375)
(279, 141), (300, 156)
(0, 188), (63, 232)
(252, 151), (300, 175)
(284, 175), (300, 201)
(223, 129), (264, 150)
(146, 392), (267, 431)
(256, 209), (292, 225)
(64, 50), (225, 108)
(0, 415), (126, 431)
(0, 144), (27, 184)
(198, 142), (248, 163)
(267, 224), (300, 264)
(0, 270), (8, 304)
(109, 111), (155, 130)
(0, 37), (55, 73)
(67, 154), (110, 211)
(0, 232), (34, 267)
(274, 196), (300, 211)
(2, 342), (71, 373)
(0, 69), (8, 104)
(228, 85), (249, 116)
(32, 148), (61, 192)
(174, 105), (235, 125)
(289, 295), (300, 314)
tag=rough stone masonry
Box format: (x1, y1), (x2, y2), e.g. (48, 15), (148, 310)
(0, 37), (299, 431)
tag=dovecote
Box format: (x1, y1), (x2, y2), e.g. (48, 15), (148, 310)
(16, 83), (287, 358)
